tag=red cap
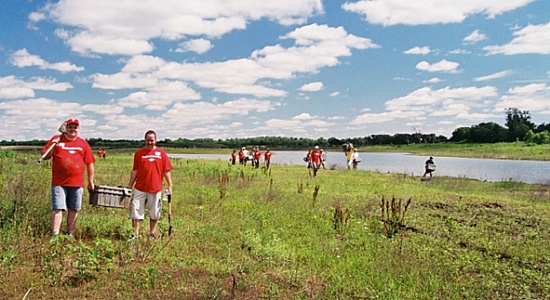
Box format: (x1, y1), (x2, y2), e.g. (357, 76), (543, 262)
(66, 118), (80, 126)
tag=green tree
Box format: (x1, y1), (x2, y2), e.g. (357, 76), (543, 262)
(469, 122), (507, 143)
(450, 127), (470, 142)
(505, 108), (535, 142)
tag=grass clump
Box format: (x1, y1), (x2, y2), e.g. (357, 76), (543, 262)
(1, 151), (550, 299)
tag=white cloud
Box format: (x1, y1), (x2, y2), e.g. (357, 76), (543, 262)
(342, 0), (535, 26)
(34, 0), (324, 56)
(463, 29), (487, 44)
(351, 86), (499, 126)
(425, 77), (444, 84)
(0, 98), (82, 119)
(495, 83), (550, 112)
(416, 59), (460, 73)
(448, 49), (471, 55)
(293, 113), (315, 120)
(91, 24), (376, 98)
(403, 46), (430, 55)
(0, 76), (73, 99)
(474, 70), (512, 81)
(10, 49), (84, 73)
(484, 21), (550, 55)
(175, 38), (213, 54)
(299, 82), (324, 92)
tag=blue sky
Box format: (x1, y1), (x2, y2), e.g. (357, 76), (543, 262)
(1, 0), (549, 141)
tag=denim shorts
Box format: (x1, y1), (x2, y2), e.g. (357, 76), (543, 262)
(52, 186), (83, 211)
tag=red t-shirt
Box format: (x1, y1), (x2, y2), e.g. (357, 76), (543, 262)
(254, 150), (261, 160)
(238, 150), (244, 159)
(132, 147), (173, 193)
(264, 151), (272, 161)
(43, 135), (95, 187)
(310, 150), (321, 164)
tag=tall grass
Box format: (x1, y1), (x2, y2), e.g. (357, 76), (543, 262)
(1, 150), (550, 299)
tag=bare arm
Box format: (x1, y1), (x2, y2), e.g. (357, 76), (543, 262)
(164, 171), (173, 194)
(87, 163), (95, 191)
(128, 170), (137, 190)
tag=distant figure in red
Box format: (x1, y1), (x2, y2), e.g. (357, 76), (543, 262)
(97, 148), (106, 159)
(231, 150), (236, 165)
(310, 146), (322, 177)
(264, 149), (272, 169)
(238, 148), (245, 165)
(253, 147), (262, 168)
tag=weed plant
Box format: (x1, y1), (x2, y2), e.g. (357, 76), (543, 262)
(1, 150), (550, 299)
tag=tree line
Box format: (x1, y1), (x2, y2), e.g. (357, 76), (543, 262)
(449, 108), (550, 144)
(2, 108), (548, 149)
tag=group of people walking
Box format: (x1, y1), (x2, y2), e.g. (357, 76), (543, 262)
(304, 146), (326, 177)
(232, 147), (272, 169)
(41, 118), (437, 240)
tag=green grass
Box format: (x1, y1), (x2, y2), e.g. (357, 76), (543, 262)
(1, 150), (550, 299)
(362, 142), (550, 161)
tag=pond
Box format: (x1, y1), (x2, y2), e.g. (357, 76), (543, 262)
(169, 151), (550, 184)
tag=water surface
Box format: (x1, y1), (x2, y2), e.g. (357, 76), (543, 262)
(169, 151), (550, 184)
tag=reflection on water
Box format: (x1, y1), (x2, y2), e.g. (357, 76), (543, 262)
(169, 151), (550, 184)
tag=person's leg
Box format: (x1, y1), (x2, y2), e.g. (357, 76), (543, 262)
(147, 191), (162, 237)
(130, 189), (147, 237)
(51, 186), (68, 235)
(66, 210), (78, 235)
(51, 210), (63, 235)
(149, 219), (158, 237)
(66, 187), (83, 236)
(132, 219), (141, 235)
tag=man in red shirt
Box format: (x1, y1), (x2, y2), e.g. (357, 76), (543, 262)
(253, 147), (262, 168)
(238, 148), (245, 165)
(127, 130), (173, 240)
(41, 118), (95, 237)
(310, 146), (322, 177)
(264, 149), (272, 169)
(231, 150), (236, 165)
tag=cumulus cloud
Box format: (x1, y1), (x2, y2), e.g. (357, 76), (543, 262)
(0, 76), (73, 99)
(448, 49), (471, 55)
(495, 83), (550, 112)
(10, 49), (84, 73)
(403, 46), (430, 55)
(175, 38), (213, 54)
(416, 59), (460, 73)
(351, 85), (499, 125)
(463, 29), (487, 44)
(299, 82), (324, 92)
(342, 0), (535, 26)
(425, 77), (444, 84)
(91, 24), (377, 99)
(484, 21), (550, 55)
(33, 0), (324, 56)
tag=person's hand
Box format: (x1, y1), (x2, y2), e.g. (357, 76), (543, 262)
(88, 183), (95, 192)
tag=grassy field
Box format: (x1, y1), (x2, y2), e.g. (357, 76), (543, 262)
(1, 149), (550, 299)
(361, 142), (550, 161)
